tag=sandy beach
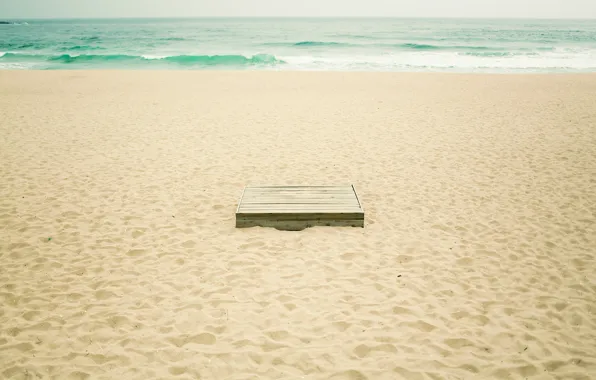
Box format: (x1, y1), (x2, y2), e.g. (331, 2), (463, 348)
(1, 71), (595, 380)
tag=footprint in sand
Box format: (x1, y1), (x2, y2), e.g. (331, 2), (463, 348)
(167, 333), (217, 347)
(126, 248), (148, 257)
(181, 240), (196, 248)
(66, 371), (90, 380)
(168, 366), (187, 376)
(328, 370), (368, 380)
(131, 229), (146, 238)
(22, 310), (41, 321)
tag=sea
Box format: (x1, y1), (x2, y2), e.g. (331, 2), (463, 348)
(1, 18), (595, 72)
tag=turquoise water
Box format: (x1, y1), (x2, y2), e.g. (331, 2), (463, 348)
(1, 18), (596, 71)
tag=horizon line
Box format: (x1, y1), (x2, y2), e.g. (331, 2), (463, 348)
(3, 16), (596, 20)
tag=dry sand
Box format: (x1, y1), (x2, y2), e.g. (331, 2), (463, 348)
(1, 71), (595, 380)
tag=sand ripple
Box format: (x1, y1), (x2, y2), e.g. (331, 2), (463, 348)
(1, 72), (595, 379)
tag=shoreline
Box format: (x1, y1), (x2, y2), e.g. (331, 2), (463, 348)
(2, 69), (596, 74)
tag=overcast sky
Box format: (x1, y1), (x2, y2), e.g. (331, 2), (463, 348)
(1, 0), (595, 19)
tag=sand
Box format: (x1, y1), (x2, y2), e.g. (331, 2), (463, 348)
(0, 71), (595, 380)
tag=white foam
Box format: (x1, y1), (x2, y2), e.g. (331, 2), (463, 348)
(140, 54), (168, 60)
(0, 62), (36, 70)
(279, 48), (596, 72)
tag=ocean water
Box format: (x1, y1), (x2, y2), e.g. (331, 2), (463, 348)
(1, 18), (595, 72)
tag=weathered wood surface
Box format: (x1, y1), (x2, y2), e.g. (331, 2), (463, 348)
(236, 185), (364, 230)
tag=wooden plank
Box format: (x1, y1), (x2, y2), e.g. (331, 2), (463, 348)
(238, 204), (362, 208)
(241, 199), (357, 203)
(238, 206), (362, 209)
(244, 188), (353, 191)
(238, 207), (364, 215)
(240, 203), (362, 210)
(244, 191), (354, 194)
(243, 199), (355, 202)
(236, 220), (363, 230)
(238, 211), (363, 214)
(237, 213), (363, 218)
(241, 196), (357, 201)
(244, 191), (353, 194)
(244, 189), (353, 192)
(242, 196), (357, 200)
(240, 197), (359, 201)
(236, 212), (364, 217)
(243, 191), (355, 195)
(246, 186), (351, 189)
(240, 206), (360, 209)
(246, 186), (349, 188)
(237, 215), (364, 221)
(236, 185), (364, 230)
(240, 202), (359, 205)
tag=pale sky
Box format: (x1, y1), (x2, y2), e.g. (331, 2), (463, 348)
(1, 0), (595, 19)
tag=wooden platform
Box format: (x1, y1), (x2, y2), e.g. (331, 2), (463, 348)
(236, 185), (364, 230)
